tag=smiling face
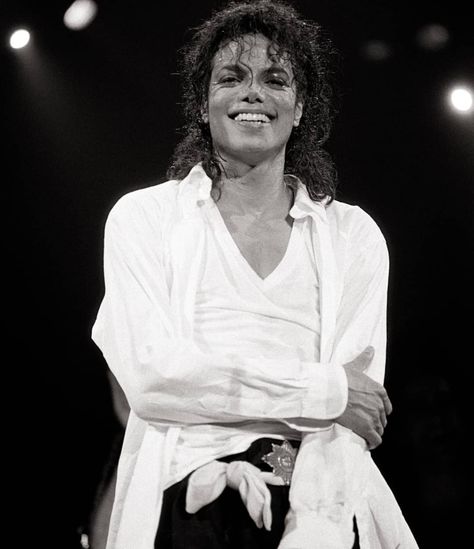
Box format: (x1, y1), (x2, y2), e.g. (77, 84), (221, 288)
(205, 33), (303, 166)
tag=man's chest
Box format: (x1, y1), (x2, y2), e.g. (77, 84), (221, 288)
(219, 210), (294, 280)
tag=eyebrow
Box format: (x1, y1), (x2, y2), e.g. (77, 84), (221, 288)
(213, 63), (291, 78)
(213, 63), (246, 75)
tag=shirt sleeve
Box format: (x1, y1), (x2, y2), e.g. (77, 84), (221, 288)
(91, 195), (348, 426)
(332, 227), (389, 382)
(280, 217), (392, 548)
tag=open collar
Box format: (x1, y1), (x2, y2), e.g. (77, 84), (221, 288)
(287, 175), (329, 224)
(178, 163), (329, 224)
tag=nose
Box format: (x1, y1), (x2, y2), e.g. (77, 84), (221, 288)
(241, 79), (264, 103)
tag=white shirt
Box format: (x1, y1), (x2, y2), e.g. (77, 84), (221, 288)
(195, 201), (320, 363)
(170, 200), (321, 486)
(92, 164), (418, 548)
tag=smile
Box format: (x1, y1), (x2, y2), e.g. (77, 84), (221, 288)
(234, 112), (271, 122)
(229, 112), (273, 125)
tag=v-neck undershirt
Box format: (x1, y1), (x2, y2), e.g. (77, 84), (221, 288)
(208, 199), (299, 289)
(169, 200), (322, 484)
(194, 199), (321, 366)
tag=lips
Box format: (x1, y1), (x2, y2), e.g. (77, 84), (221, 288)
(229, 110), (275, 124)
(233, 112), (271, 123)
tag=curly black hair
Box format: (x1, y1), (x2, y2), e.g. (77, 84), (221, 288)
(167, 0), (340, 202)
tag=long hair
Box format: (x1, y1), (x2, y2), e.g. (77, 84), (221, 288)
(167, 0), (340, 202)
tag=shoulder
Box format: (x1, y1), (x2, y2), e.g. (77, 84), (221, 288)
(105, 179), (180, 231)
(109, 180), (179, 219)
(326, 199), (386, 249)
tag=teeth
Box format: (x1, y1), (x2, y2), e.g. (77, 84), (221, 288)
(234, 113), (271, 123)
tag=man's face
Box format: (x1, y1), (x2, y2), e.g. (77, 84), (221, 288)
(206, 33), (303, 165)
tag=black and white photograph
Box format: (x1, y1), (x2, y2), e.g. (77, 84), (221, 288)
(3, 1), (472, 548)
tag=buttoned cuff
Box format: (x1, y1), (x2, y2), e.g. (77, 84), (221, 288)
(285, 363), (348, 431)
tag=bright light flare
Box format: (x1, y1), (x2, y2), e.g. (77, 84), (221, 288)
(9, 29), (31, 49)
(449, 87), (473, 114)
(63, 0), (98, 31)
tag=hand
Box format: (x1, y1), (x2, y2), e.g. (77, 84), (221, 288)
(336, 346), (393, 449)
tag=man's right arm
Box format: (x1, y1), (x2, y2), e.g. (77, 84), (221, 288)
(92, 196), (348, 427)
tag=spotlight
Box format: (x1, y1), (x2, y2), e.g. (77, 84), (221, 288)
(416, 24), (450, 51)
(64, 0), (98, 31)
(449, 87), (473, 114)
(360, 40), (393, 62)
(9, 29), (31, 50)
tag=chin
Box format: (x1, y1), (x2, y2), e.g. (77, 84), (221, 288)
(227, 139), (275, 156)
(225, 147), (273, 165)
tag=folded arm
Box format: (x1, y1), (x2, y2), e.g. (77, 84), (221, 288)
(332, 228), (391, 447)
(279, 219), (392, 548)
(92, 196), (347, 427)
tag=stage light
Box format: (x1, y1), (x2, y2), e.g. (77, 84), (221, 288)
(360, 40), (393, 62)
(9, 29), (31, 49)
(63, 0), (98, 31)
(416, 24), (450, 51)
(449, 87), (473, 114)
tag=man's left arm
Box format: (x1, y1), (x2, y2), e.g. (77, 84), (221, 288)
(279, 227), (391, 549)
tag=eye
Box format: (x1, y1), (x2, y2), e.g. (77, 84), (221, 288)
(266, 76), (288, 88)
(218, 75), (240, 85)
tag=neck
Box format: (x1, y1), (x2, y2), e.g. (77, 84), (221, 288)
(215, 153), (293, 219)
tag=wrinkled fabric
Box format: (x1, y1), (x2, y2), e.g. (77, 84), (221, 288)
(279, 426), (368, 548)
(155, 439), (299, 549)
(92, 164), (418, 548)
(186, 460), (285, 530)
(167, 201), (322, 488)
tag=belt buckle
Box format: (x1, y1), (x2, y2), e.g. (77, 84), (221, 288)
(261, 440), (297, 486)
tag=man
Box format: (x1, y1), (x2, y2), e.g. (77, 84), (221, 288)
(92, 1), (418, 548)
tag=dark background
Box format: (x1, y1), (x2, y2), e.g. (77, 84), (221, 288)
(2, 1), (472, 547)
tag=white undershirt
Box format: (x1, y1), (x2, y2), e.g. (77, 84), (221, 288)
(168, 200), (321, 485)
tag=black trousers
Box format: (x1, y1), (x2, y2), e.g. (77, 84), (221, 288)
(155, 438), (360, 549)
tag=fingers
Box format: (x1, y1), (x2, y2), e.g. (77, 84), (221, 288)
(364, 419), (383, 449)
(380, 408), (387, 430)
(368, 411), (384, 448)
(376, 390), (390, 432)
(372, 413), (385, 438)
(374, 394), (391, 440)
(368, 432), (382, 450)
(383, 392), (393, 416)
(377, 387), (392, 423)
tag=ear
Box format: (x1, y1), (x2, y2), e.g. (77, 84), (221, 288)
(293, 101), (304, 127)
